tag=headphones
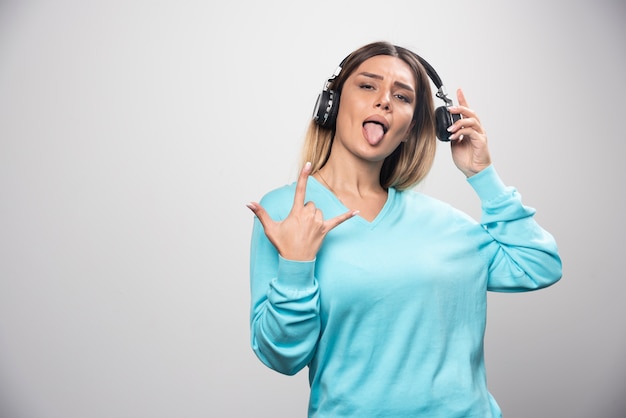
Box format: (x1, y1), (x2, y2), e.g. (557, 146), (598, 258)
(312, 52), (460, 142)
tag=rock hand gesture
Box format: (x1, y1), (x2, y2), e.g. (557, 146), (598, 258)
(247, 162), (358, 261)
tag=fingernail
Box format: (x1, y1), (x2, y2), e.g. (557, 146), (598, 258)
(447, 126), (454, 132)
(305, 161), (312, 170)
(246, 202), (255, 210)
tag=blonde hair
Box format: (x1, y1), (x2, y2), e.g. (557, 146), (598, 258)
(300, 41), (437, 191)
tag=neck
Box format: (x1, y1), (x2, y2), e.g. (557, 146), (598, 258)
(316, 152), (385, 198)
(314, 151), (389, 222)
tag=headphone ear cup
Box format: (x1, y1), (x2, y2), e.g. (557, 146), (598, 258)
(435, 106), (460, 141)
(313, 89), (339, 128)
(326, 90), (339, 128)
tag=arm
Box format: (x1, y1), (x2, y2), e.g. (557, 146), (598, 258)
(469, 165), (562, 292)
(247, 164), (356, 375)
(447, 89), (562, 291)
(249, 214), (321, 375)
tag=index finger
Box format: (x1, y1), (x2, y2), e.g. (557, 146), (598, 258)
(456, 88), (469, 108)
(451, 89), (480, 126)
(293, 161), (312, 207)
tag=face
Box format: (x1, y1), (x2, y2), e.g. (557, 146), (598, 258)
(333, 55), (417, 163)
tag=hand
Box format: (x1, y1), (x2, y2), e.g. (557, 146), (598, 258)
(447, 88), (492, 177)
(247, 162), (358, 261)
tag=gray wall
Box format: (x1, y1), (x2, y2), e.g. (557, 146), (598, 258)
(0, 1), (624, 417)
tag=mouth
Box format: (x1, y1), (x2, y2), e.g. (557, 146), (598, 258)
(362, 115), (389, 146)
(362, 116), (389, 134)
(363, 121), (388, 135)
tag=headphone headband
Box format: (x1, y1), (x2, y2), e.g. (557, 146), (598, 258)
(312, 49), (459, 141)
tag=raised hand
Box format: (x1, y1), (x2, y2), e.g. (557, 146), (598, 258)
(447, 88), (492, 177)
(247, 162), (358, 261)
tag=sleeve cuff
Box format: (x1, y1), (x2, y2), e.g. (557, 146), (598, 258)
(276, 255), (316, 289)
(466, 165), (508, 203)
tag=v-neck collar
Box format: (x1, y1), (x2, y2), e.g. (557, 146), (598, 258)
(308, 176), (396, 228)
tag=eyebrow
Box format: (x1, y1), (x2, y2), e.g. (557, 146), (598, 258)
(358, 72), (415, 93)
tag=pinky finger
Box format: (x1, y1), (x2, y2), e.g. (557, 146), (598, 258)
(325, 209), (360, 231)
(247, 202), (271, 226)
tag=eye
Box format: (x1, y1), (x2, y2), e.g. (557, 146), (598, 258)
(394, 93), (412, 104)
(359, 83), (375, 90)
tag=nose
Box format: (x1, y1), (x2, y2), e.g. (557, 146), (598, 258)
(375, 90), (391, 111)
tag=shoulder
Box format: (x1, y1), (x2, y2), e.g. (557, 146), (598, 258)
(395, 188), (452, 211)
(395, 188), (477, 225)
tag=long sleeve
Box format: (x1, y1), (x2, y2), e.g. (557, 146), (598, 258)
(248, 174), (562, 416)
(249, 190), (321, 376)
(468, 165), (563, 292)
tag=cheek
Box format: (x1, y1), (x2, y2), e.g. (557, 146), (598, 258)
(396, 113), (415, 138)
(335, 100), (363, 133)
(406, 105), (418, 128)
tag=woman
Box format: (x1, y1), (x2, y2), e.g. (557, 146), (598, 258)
(246, 41), (562, 417)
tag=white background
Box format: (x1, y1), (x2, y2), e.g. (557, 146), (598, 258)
(1, 0), (625, 417)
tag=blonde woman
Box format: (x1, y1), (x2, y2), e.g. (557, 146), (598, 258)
(247, 41), (562, 417)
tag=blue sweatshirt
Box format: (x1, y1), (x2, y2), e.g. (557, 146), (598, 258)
(249, 165), (562, 417)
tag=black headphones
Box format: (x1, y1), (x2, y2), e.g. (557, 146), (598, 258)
(312, 52), (460, 142)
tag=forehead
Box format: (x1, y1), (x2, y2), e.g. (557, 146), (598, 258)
(351, 55), (416, 88)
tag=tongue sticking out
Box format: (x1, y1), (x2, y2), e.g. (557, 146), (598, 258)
(363, 122), (385, 146)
